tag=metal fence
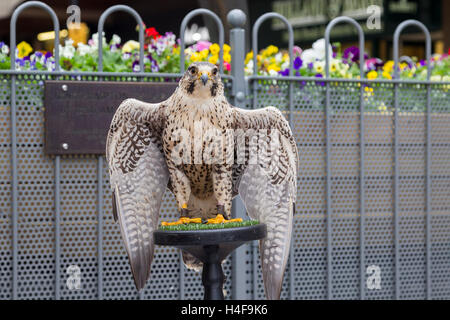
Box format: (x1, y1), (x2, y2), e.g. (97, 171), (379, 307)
(0, 1), (449, 300)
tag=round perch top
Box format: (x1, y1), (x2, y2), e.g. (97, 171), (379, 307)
(154, 223), (267, 246)
(227, 9), (246, 29)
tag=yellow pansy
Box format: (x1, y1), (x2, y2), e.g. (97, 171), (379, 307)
(383, 60), (394, 73)
(367, 70), (378, 80)
(208, 54), (218, 65)
(223, 44), (231, 53)
(330, 61), (338, 72)
(267, 63), (280, 72)
(262, 45), (278, 58)
(223, 53), (231, 63)
(17, 41), (32, 58)
(267, 45), (278, 55)
(245, 51), (253, 64)
(200, 49), (209, 59)
(122, 40), (140, 53)
(209, 43), (220, 55)
(399, 62), (408, 71)
(190, 52), (201, 62)
(382, 71), (392, 79)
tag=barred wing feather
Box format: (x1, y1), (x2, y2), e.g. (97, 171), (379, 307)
(106, 98), (169, 290)
(232, 106), (298, 300)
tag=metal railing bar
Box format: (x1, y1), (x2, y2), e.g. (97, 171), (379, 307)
(325, 16), (366, 300)
(9, 0), (61, 300)
(54, 156), (61, 299)
(0, 70), (235, 82)
(97, 5), (145, 73)
(393, 19), (432, 300)
(97, 156), (104, 299)
(247, 75), (450, 85)
(10, 1), (60, 72)
(180, 9), (225, 74)
(251, 13), (293, 77)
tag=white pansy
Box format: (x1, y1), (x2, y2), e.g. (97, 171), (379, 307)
(111, 34), (121, 45)
(301, 48), (316, 64)
(91, 32), (107, 47)
(1, 44), (9, 55)
(301, 38), (333, 64)
(281, 60), (289, 70)
(77, 43), (94, 56)
(268, 69), (278, 76)
(431, 75), (442, 82)
(275, 52), (283, 63)
(59, 44), (75, 59)
(244, 59), (254, 75)
(65, 38), (74, 47)
(313, 61), (325, 73)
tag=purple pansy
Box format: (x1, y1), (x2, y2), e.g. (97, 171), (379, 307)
(279, 68), (290, 76)
(315, 73), (325, 86)
(132, 60), (141, 72)
(365, 58), (383, 71)
(343, 46), (368, 63)
(293, 56), (302, 70)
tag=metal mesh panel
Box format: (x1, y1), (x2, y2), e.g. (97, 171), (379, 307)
(0, 75), (12, 299)
(1, 70), (450, 300)
(250, 78), (450, 300)
(430, 84), (450, 299)
(1, 73), (235, 300)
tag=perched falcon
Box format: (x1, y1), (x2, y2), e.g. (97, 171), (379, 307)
(106, 61), (298, 300)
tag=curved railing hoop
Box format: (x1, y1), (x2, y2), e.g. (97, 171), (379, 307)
(252, 12), (293, 76)
(325, 16), (365, 79)
(10, 1), (60, 71)
(98, 5), (145, 73)
(393, 20), (431, 80)
(180, 9), (225, 74)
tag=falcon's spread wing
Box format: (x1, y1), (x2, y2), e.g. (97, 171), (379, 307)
(106, 98), (169, 290)
(232, 106), (298, 300)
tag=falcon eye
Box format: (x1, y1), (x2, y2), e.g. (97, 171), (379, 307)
(189, 67), (197, 75)
(212, 68), (218, 76)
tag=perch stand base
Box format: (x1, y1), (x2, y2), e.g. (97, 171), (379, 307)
(154, 224), (267, 300)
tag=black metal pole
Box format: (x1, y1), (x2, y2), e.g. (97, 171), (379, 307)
(201, 245), (224, 300)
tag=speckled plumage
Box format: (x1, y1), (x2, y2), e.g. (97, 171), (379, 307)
(106, 62), (298, 299)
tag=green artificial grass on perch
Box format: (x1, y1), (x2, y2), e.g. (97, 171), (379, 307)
(159, 219), (260, 231)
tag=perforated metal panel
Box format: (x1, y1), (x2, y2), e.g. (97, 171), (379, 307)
(0, 73), (234, 300)
(250, 79), (450, 299)
(2, 3), (450, 300)
(2, 73), (450, 300)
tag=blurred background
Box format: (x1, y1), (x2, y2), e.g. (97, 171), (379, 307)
(0, 0), (448, 60)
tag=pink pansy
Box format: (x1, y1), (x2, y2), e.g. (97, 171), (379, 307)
(293, 45), (302, 56)
(196, 41), (212, 52)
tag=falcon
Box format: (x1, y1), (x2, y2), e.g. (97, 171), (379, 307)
(106, 61), (298, 300)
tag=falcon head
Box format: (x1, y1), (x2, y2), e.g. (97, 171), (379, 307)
(181, 62), (223, 98)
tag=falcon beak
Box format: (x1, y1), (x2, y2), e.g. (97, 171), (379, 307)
(200, 73), (209, 85)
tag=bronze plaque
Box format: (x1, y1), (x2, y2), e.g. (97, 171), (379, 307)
(44, 80), (178, 155)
